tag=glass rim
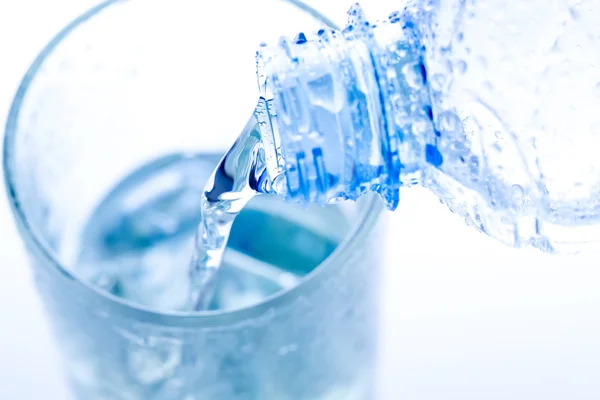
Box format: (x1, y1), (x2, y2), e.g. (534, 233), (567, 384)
(2, 0), (384, 327)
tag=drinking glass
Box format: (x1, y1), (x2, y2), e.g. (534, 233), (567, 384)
(3, 1), (386, 398)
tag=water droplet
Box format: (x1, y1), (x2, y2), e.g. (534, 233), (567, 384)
(455, 60), (467, 74)
(425, 144), (444, 167)
(469, 156), (479, 172)
(423, 105), (434, 121)
(477, 56), (488, 68)
(595, 82), (600, 97)
(445, 60), (454, 73)
(394, 44), (408, 58)
(403, 62), (425, 89)
(431, 74), (446, 91)
(464, 216), (476, 228)
(511, 184), (524, 199)
(569, 4), (582, 19)
(294, 32), (307, 44)
(388, 10), (401, 23)
(439, 111), (461, 132)
(492, 143), (502, 152)
(411, 118), (431, 136)
(530, 235), (554, 253)
(494, 131), (504, 139)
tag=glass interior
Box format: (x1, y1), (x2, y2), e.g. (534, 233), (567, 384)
(3, 0), (383, 316)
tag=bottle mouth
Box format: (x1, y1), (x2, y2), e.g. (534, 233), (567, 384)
(254, 4), (426, 209)
(255, 37), (351, 206)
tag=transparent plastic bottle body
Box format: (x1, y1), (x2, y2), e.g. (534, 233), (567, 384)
(256, 0), (600, 252)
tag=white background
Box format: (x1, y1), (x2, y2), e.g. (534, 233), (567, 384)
(1, 1), (600, 399)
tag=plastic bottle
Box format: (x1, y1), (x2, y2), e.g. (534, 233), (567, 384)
(254, 1), (600, 253)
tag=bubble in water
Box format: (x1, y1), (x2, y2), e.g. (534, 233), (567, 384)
(455, 60), (467, 74)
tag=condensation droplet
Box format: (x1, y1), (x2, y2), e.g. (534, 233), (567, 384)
(595, 82), (600, 97)
(431, 73), (446, 91)
(402, 62), (424, 89)
(439, 111), (461, 132)
(511, 184), (526, 211)
(411, 118), (431, 136)
(511, 184), (524, 198)
(394, 46), (408, 58)
(445, 60), (454, 73)
(469, 156), (480, 176)
(477, 56), (488, 68)
(531, 235), (554, 253)
(569, 4), (582, 19)
(492, 143), (502, 152)
(494, 131), (504, 139)
(455, 60), (467, 74)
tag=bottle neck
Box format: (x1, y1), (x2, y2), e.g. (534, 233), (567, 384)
(255, 5), (438, 210)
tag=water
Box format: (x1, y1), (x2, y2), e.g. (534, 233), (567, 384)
(69, 108), (374, 399)
(70, 153), (377, 399)
(187, 120), (269, 310)
(76, 152), (347, 312)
